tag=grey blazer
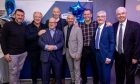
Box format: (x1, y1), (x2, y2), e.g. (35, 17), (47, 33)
(63, 24), (83, 58)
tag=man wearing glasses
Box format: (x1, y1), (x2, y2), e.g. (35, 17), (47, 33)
(39, 17), (64, 84)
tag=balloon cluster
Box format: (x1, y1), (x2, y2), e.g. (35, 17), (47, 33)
(70, 1), (85, 23)
(5, 0), (15, 17)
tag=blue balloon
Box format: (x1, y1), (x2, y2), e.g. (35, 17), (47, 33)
(77, 16), (84, 23)
(5, 0), (15, 16)
(70, 1), (85, 23)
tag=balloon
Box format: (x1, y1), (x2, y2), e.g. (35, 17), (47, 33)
(5, 0), (16, 16)
(77, 16), (84, 23)
(70, 1), (85, 23)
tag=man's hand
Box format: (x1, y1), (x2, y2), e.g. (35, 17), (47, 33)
(38, 29), (46, 36)
(106, 21), (112, 27)
(47, 45), (56, 51)
(4, 54), (11, 62)
(75, 55), (80, 61)
(105, 58), (111, 64)
(132, 59), (138, 64)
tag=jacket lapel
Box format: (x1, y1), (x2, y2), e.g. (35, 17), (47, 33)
(115, 22), (119, 38)
(53, 29), (58, 41)
(123, 20), (129, 42)
(46, 29), (51, 39)
(100, 24), (106, 40)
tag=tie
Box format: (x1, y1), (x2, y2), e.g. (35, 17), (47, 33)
(95, 27), (100, 49)
(118, 23), (123, 54)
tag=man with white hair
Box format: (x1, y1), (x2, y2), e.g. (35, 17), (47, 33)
(113, 7), (140, 84)
(94, 10), (115, 84)
(26, 11), (46, 84)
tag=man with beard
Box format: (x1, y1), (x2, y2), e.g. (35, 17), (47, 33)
(63, 14), (83, 84)
(1, 9), (27, 84)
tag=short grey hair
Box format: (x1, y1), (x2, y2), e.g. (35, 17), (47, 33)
(33, 11), (43, 17)
(97, 10), (106, 16)
(116, 7), (127, 14)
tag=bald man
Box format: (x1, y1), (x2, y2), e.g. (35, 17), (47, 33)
(113, 7), (140, 84)
(63, 14), (83, 84)
(45, 7), (67, 31)
(26, 11), (46, 84)
(45, 7), (67, 84)
(39, 17), (64, 84)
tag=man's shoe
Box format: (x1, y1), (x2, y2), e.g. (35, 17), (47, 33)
(71, 82), (75, 84)
(32, 80), (37, 84)
(82, 81), (87, 84)
(62, 79), (65, 84)
(51, 79), (56, 84)
(93, 76), (99, 84)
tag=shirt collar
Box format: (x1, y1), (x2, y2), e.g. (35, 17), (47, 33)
(98, 23), (105, 29)
(49, 28), (56, 31)
(84, 20), (93, 26)
(56, 18), (60, 22)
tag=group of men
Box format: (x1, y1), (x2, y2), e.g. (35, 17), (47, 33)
(0, 6), (140, 84)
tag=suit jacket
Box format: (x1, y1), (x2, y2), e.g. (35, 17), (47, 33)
(93, 24), (115, 62)
(113, 20), (140, 63)
(39, 28), (64, 62)
(26, 22), (46, 52)
(63, 24), (83, 59)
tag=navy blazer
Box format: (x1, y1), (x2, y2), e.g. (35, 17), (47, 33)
(92, 24), (115, 62)
(39, 28), (64, 62)
(113, 20), (140, 63)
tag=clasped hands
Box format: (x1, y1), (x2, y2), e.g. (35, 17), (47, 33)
(47, 45), (56, 51)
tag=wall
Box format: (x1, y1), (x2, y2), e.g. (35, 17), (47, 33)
(125, 0), (140, 23)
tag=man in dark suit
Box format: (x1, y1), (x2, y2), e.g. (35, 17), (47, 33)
(45, 7), (67, 84)
(93, 10), (115, 84)
(39, 17), (64, 84)
(26, 11), (46, 84)
(113, 7), (140, 84)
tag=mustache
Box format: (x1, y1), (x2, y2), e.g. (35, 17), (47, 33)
(17, 18), (23, 19)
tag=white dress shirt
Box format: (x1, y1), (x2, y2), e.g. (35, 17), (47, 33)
(116, 19), (127, 53)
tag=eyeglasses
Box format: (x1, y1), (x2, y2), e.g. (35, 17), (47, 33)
(49, 22), (56, 23)
(97, 16), (106, 18)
